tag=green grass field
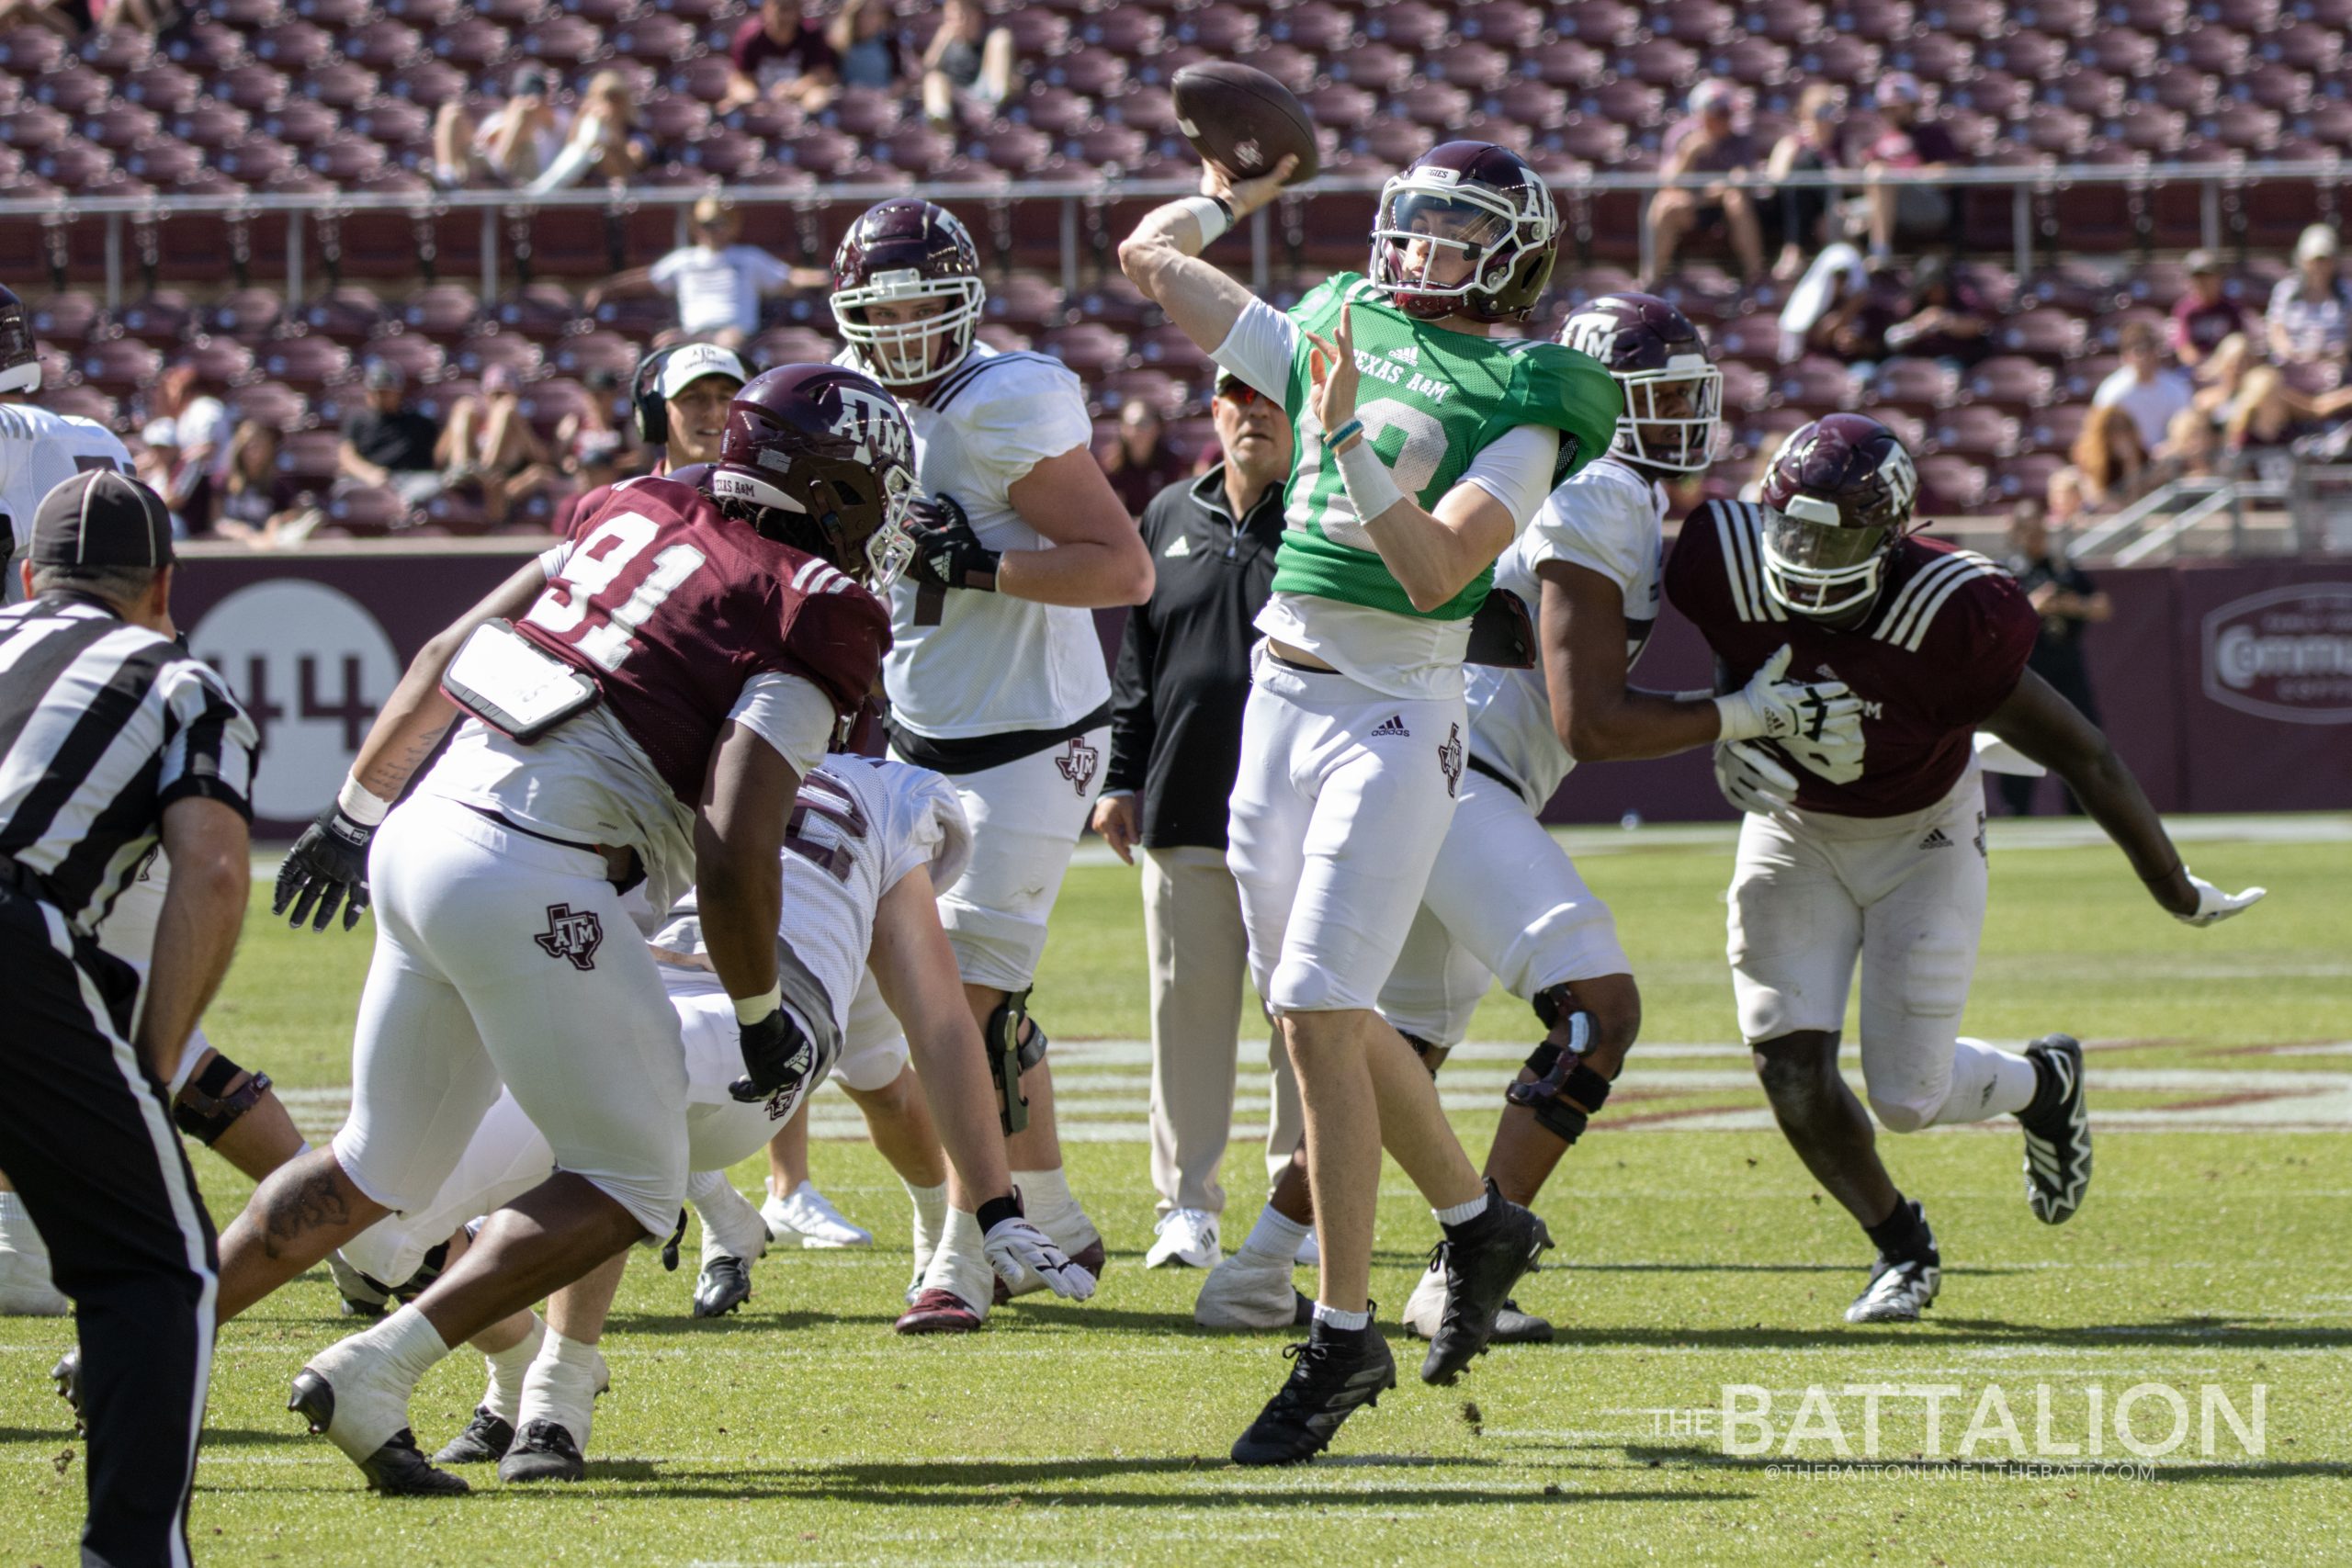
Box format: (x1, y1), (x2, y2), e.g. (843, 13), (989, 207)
(4, 817), (2348, 1566)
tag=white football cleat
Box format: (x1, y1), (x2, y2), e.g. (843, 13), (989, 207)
(762, 1180), (875, 1248)
(1193, 1250), (1312, 1330)
(287, 1333), (464, 1495)
(1400, 1261), (1446, 1339)
(1145, 1208), (1221, 1269)
(1844, 1257), (1942, 1324)
(0, 1246), (68, 1317)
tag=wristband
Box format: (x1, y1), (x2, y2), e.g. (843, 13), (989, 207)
(976, 1194), (1023, 1234)
(1171, 195), (1233, 247)
(1324, 416), (1364, 453)
(1334, 434), (1405, 523)
(1712, 691), (1764, 742)
(336, 775), (394, 828)
(732, 984), (783, 1026)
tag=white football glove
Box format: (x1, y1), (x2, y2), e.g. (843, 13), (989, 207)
(2174, 872), (2267, 928)
(1713, 739), (1801, 816)
(982, 1216), (1096, 1301)
(1714, 646), (1864, 758)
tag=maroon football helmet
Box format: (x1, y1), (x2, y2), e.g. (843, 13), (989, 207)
(1556, 292), (1721, 472)
(707, 364), (921, 589)
(1758, 413), (1922, 616)
(831, 198), (986, 389)
(0, 283), (39, 396)
(1370, 141), (1559, 322)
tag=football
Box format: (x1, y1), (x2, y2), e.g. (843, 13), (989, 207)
(1170, 62), (1321, 187)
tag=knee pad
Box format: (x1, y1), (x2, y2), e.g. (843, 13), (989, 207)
(985, 987), (1046, 1136)
(170, 1053), (275, 1146)
(1505, 1030), (1613, 1146)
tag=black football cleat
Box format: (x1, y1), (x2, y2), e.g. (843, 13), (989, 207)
(288, 1371), (469, 1496)
(2020, 1034), (2092, 1224)
(693, 1255), (752, 1318)
(432, 1405), (515, 1464)
(498, 1419), (586, 1483)
(1231, 1323), (1398, 1466)
(1845, 1255), (1942, 1323)
(1420, 1184), (1553, 1385)
(324, 1252), (390, 1319)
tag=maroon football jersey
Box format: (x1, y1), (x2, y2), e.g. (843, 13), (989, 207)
(1664, 499), (2038, 817)
(515, 472), (891, 802)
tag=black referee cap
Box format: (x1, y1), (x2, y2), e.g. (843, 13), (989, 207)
(29, 469), (175, 570)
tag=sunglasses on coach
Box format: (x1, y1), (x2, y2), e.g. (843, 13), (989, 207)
(1216, 380), (1266, 406)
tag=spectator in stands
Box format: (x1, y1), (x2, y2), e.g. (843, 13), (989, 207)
(336, 361), (445, 508)
(2173, 250), (2254, 381)
(432, 66), (571, 190)
(133, 421), (208, 538)
(1854, 73), (1961, 263)
(922, 0), (1019, 130)
(1645, 80), (1764, 287)
(0, 0), (91, 39)
(2092, 319), (2195, 453)
(2265, 224), (2352, 366)
(526, 70), (649, 194)
(1882, 254), (1992, 368)
(438, 366), (560, 527)
(1765, 85), (1844, 281)
(557, 367), (629, 495)
(587, 197), (829, 353)
(555, 343), (748, 533)
(722, 0), (839, 114)
(2067, 402), (2149, 513)
(830, 0), (911, 91)
(2000, 498), (2109, 816)
(211, 419), (322, 548)
(1100, 399), (1192, 519)
(151, 361), (232, 486)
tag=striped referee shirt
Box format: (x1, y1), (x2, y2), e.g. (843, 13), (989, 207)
(0, 591), (257, 935)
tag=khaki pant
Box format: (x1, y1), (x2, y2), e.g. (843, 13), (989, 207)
(1142, 845), (1306, 1215)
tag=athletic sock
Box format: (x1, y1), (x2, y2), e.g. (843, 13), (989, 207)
(684, 1169), (732, 1205)
(1238, 1205), (1311, 1264)
(1310, 1301), (1371, 1335)
(1434, 1185), (1493, 1235)
(922, 1206), (994, 1317)
(0, 1191), (51, 1260)
(518, 1329), (607, 1446)
(1863, 1195), (1937, 1265)
(903, 1179), (949, 1275)
(481, 1314), (546, 1425)
(1948, 1037), (2041, 1122)
(1012, 1167), (1097, 1251)
(363, 1303), (452, 1393)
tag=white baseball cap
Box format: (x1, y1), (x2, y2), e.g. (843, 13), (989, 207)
(659, 343), (751, 400)
(2296, 223), (2340, 263)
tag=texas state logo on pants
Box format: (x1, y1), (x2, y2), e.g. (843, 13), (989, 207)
(1055, 735), (1101, 797)
(535, 904), (605, 970)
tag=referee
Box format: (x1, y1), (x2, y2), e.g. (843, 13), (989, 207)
(1092, 375), (1304, 1270)
(1, 469), (258, 1568)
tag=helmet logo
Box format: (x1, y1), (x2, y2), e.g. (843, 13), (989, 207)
(1560, 315), (1619, 361)
(831, 384), (911, 467)
(1878, 446), (1919, 515)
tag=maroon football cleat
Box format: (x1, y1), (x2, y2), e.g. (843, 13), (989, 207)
(896, 1288), (983, 1334)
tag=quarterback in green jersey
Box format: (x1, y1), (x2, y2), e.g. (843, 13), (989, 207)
(1120, 140), (1620, 1465)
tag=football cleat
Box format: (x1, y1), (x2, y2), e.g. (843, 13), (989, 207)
(432, 1405), (514, 1465)
(694, 1255), (753, 1318)
(1145, 1208), (1221, 1269)
(1844, 1255), (1942, 1324)
(1195, 1251), (1312, 1330)
(1401, 1264), (1552, 1344)
(762, 1180), (875, 1249)
(288, 1360), (467, 1496)
(498, 1419), (585, 1483)
(895, 1287), (983, 1334)
(51, 1348), (81, 1419)
(0, 1246), (68, 1317)
(992, 1235), (1105, 1303)
(1230, 1323), (1398, 1466)
(324, 1252), (390, 1319)
(1419, 1185), (1553, 1385)
(2020, 1034), (2092, 1225)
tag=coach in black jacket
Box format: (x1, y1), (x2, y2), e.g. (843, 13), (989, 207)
(1092, 375), (1306, 1269)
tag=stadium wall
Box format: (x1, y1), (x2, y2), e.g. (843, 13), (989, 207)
(167, 548), (2352, 838)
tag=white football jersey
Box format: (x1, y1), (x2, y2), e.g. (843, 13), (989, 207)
(649, 754), (971, 1039)
(862, 344), (1111, 739)
(0, 403), (134, 604)
(1464, 455), (1669, 808)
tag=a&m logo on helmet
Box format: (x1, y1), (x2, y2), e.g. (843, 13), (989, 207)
(829, 383), (912, 468)
(1877, 444), (1920, 517)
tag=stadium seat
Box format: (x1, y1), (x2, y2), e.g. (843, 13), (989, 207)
(1266, 0), (1354, 51)
(1775, 357), (1858, 412)
(233, 379), (311, 431)
(1915, 452), (1991, 513)
(254, 21), (334, 72)
(1363, 1), (1451, 50)
(1996, 451), (2066, 502)
(40, 66), (118, 116)
(1873, 357), (1962, 414)
(1331, 41), (1414, 94)
(429, 17), (514, 70)
(1964, 355), (2058, 412)
(80, 339), (165, 396)
(2025, 402), (2087, 455)
(551, 330), (640, 378)
(1927, 404), (2019, 457)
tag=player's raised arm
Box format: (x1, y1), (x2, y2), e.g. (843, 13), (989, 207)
(1983, 667), (2265, 926)
(1117, 155), (1299, 373)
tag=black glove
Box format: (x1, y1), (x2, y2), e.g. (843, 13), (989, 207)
(273, 802), (375, 931)
(904, 493), (1000, 592)
(728, 1007), (818, 1104)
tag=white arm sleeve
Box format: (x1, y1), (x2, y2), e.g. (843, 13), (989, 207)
(537, 541), (571, 581)
(1453, 424), (1563, 531)
(1210, 298), (1300, 405)
(727, 671), (837, 778)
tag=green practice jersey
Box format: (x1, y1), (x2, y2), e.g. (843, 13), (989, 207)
(1272, 273), (1622, 621)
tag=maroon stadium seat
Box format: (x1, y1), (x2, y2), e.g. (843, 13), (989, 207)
(1265, 1), (1354, 51)
(45, 385), (122, 427)
(1999, 308), (2090, 364)
(1017, 84), (1095, 137)
(452, 333), (543, 379)
(1330, 41), (1414, 93)
(746, 326), (836, 368)
(1996, 452), (2066, 502)
(1177, 4), (1261, 53)
(1650, 0), (1737, 44)
(1914, 453), (1989, 513)
(1775, 357), (1858, 412)
(1616, 39), (1702, 88)
(1396, 84), (1474, 130)
(401, 284), (483, 343)
(1979, 29), (2065, 77)
(183, 337), (258, 388)
(1558, 0), (1644, 45)
(124, 139), (208, 186)
(1522, 39), (1607, 85)
(1302, 83), (1379, 135)
(2026, 403), (2087, 455)
(36, 142), (119, 193)
(1928, 404), (2019, 457)
(80, 339), (164, 396)
(684, 129), (769, 179)
(253, 21), (334, 72)
(1431, 42), (1513, 94)
(987, 273), (1064, 333)
(1918, 0), (2002, 33)
(342, 18), (424, 71)
(1795, 36), (1881, 82)
(300, 286), (389, 344)
(255, 335), (356, 389)
(82, 105), (163, 151)
(29, 290), (106, 342)
(429, 17), (513, 70)
(1047, 49), (1128, 98)
(552, 330), (640, 378)
(1741, 0), (1822, 43)
(164, 20), (246, 71)
(77, 28), (154, 73)
(1717, 359), (1771, 413)
(1080, 10), (1164, 54)
(2011, 0), (2094, 32)
(206, 288), (288, 344)
(262, 98), (342, 146)
(1833, 0), (1917, 41)
(1363, 0), (1451, 51)
(41, 66), (119, 116)
(1872, 356), (1962, 414)
(1457, 1), (1544, 49)
(115, 292), (195, 344)
(1711, 36), (1792, 87)
(517, 15), (601, 64)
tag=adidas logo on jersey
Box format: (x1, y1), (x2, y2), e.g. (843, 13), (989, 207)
(1370, 714), (1411, 739)
(1387, 344), (1421, 367)
(1164, 536), (1192, 558)
(1920, 828), (1953, 850)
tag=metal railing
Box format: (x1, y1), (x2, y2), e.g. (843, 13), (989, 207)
(2, 156), (2343, 310)
(2071, 472), (2302, 563)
